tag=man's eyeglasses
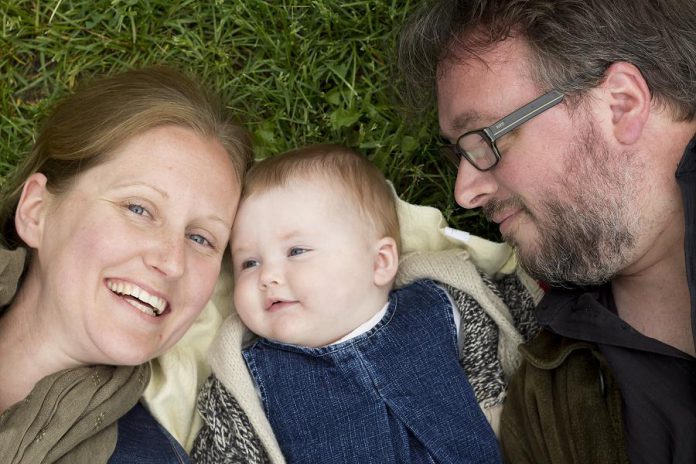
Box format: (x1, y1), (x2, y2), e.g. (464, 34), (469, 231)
(441, 90), (564, 171)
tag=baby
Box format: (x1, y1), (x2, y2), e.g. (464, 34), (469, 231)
(228, 144), (502, 463)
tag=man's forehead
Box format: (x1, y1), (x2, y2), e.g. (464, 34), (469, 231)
(437, 37), (537, 90)
(436, 38), (539, 134)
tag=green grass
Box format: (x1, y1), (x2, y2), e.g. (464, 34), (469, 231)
(1, 0), (497, 239)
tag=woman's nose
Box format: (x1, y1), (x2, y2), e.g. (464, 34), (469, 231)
(144, 234), (186, 278)
(453, 158), (498, 209)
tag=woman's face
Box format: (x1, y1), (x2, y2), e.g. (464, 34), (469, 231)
(25, 125), (240, 366)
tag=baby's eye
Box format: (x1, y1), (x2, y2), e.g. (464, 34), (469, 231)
(127, 203), (150, 217)
(288, 247), (309, 257)
(188, 233), (213, 248)
(241, 259), (259, 270)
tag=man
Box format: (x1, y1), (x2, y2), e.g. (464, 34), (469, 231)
(398, 1), (695, 463)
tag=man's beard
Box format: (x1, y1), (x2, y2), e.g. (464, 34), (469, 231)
(484, 121), (640, 287)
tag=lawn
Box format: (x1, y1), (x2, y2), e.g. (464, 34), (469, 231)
(1, 0), (497, 239)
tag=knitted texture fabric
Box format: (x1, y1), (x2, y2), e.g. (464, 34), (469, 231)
(191, 376), (269, 464)
(447, 273), (539, 408)
(447, 283), (506, 410)
(490, 273), (540, 345)
(441, 272), (539, 433)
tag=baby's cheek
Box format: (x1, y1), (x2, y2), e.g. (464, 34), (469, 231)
(233, 282), (257, 323)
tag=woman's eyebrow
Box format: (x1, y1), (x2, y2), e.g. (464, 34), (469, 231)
(206, 214), (232, 229)
(109, 181), (169, 199)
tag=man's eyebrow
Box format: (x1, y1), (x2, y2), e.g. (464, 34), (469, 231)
(443, 110), (490, 139)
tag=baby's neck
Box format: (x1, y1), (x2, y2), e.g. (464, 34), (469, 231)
(330, 299), (390, 346)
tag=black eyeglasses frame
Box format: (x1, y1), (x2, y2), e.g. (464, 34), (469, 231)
(442, 89), (564, 171)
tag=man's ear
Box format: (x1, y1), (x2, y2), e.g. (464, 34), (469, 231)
(15, 173), (51, 248)
(600, 62), (651, 145)
(373, 237), (399, 287)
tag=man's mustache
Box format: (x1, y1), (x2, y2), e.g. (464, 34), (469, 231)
(482, 196), (532, 223)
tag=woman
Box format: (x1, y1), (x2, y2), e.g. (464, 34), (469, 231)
(0, 66), (251, 463)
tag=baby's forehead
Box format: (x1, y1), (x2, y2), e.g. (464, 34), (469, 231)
(246, 172), (356, 203)
(245, 175), (370, 222)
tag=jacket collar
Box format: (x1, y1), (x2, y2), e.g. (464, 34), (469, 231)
(535, 286), (694, 360)
(676, 134), (696, 350)
(519, 327), (598, 369)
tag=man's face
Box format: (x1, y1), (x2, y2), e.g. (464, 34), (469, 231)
(437, 37), (642, 286)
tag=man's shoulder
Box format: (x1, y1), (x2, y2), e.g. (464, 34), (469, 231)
(501, 329), (628, 464)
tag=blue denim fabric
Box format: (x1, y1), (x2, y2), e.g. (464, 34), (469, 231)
(244, 279), (502, 463)
(108, 402), (190, 464)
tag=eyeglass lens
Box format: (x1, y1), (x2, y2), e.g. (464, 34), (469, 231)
(439, 145), (461, 168)
(458, 132), (497, 170)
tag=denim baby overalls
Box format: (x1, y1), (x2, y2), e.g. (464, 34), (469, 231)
(243, 279), (502, 463)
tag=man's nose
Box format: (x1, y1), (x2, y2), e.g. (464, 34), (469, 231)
(453, 158), (498, 209)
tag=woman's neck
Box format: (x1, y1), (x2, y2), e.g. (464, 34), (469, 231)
(0, 271), (76, 412)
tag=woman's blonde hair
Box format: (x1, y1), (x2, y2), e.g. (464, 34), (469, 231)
(1, 65), (252, 248)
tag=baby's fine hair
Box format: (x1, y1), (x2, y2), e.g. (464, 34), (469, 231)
(243, 144), (401, 251)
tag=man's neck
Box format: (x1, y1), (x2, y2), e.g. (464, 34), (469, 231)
(612, 229), (694, 357)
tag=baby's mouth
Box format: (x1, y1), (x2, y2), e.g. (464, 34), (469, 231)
(107, 279), (168, 317)
(266, 299), (298, 311)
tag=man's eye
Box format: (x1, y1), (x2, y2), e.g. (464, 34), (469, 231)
(241, 259), (258, 270)
(288, 247), (308, 257)
(188, 233), (213, 248)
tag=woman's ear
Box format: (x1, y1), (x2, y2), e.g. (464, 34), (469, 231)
(15, 173), (51, 248)
(373, 237), (399, 287)
(600, 62), (651, 145)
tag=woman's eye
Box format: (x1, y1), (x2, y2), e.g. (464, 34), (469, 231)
(288, 247), (308, 257)
(241, 259), (258, 270)
(188, 233), (213, 248)
(127, 203), (149, 216)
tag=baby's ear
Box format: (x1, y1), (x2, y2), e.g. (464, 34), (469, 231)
(373, 237), (398, 287)
(15, 173), (51, 248)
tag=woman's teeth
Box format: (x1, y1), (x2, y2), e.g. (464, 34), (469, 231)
(107, 280), (167, 316)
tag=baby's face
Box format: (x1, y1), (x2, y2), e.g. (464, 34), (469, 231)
(230, 178), (387, 347)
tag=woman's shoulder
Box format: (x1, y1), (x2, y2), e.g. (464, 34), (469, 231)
(108, 402), (190, 464)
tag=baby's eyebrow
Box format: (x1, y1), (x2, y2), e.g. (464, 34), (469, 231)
(279, 229), (303, 241)
(229, 242), (251, 256)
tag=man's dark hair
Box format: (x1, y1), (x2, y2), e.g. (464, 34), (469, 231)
(397, 0), (696, 120)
